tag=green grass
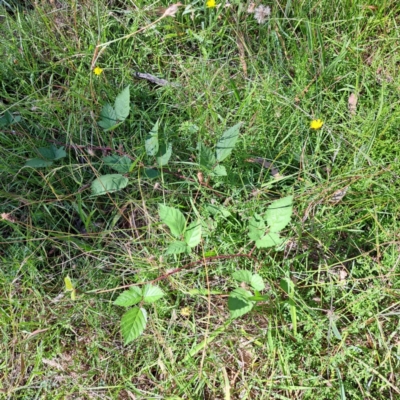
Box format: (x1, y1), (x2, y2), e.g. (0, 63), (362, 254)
(1, 0), (400, 398)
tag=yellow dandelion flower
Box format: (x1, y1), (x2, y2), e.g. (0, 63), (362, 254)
(310, 119), (324, 130)
(206, 0), (216, 8)
(93, 66), (103, 76)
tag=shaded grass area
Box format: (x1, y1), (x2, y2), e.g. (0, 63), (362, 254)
(1, 0), (400, 398)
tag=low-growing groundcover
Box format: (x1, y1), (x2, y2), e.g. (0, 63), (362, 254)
(1, 0), (400, 398)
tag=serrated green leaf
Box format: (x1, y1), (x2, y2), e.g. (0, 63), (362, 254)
(25, 159), (53, 168)
(228, 288), (254, 319)
(159, 205), (186, 237)
(198, 142), (216, 170)
(98, 103), (118, 130)
(166, 241), (189, 254)
(145, 120), (159, 156)
(142, 284), (164, 303)
(103, 155), (132, 173)
(215, 122), (242, 162)
(232, 270), (252, 284)
(265, 195), (293, 233)
(250, 274), (265, 291)
(156, 142), (172, 166)
(256, 232), (283, 248)
(114, 286), (142, 307)
(248, 213), (265, 241)
(184, 220), (202, 248)
(212, 165), (227, 176)
(91, 174), (129, 196)
(114, 85), (130, 121)
(120, 307), (147, 344)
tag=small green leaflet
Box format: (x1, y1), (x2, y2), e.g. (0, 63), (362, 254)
(24, 144), (67, 168)
(120, 307), (147, 345)
(215, 122), (242, 162)
(228, 288), (255, 319)
(0, 110), (21, 127)
(184, 220), (202, 248)
(265, 195), (293, 233)
(166, 241), (189, 255)
(248, 213), (265, 241)
(91, 174), (129, 196)
(156, 142), (172, 166)
(98, 85), (130, 131)
(114, 286), (142, 307)
(198, 142), (216, 170)
(145, 120), (159, 156)
(159, 205), (186, 238)
(256, 232), (283, 248)
(103, 155), (132, 174)
(142, 284), (164, 303)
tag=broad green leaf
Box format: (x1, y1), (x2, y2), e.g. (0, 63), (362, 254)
(212, 165), (227, 176)
(250, 274), (265, 291)
(159, 205), (186, 237)
(256, 232), (283, 248)
(98, 103), (118, 130)
(142, 168), (160, 179)
(166, 241), (189, 254)
(38, 145), (66, 160)
(114, 85), (130, 121)
(232, 270), (252, 284)
(0, 110), (21, 127)
(114, 286), (142, 307)
(184, 220), (202, 248)
(248, 213), (265, 241)
(215, 122), (242, 162)
(121, 307), (147, 344)
(25, 159), (53, 168)
(265, 195), (293, 233)
(142, 284), (164, 303)
(91, 174), (129, 196)
(228, 288), (254, 319)
(156, 143), (172, 166)
(198, 142), (216, 170)
(103, 155), (132, 174)
(145, 120), (159, 156)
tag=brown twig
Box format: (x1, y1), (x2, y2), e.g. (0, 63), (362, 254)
(93, 253), (259, 294)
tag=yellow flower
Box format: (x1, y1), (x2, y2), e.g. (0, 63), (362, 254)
(206, 0), (216, 8)
(93, 66), (103, 76)
(310, 119), (324, 130)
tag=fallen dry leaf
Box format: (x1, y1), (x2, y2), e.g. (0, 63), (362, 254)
(162, 2), (182, 18)
(348, 93), (357, 116)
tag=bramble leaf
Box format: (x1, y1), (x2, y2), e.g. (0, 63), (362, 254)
(120, 307), (147, 344)
(215, 122), (242, 162)
(91, 174), (129, 196)
(159, 205), (186, 237)
(114, 287), (142, 307)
